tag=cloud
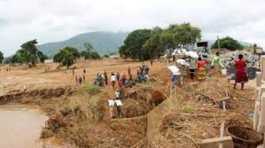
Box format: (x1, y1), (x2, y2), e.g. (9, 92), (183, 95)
(0, 0), (265, 56)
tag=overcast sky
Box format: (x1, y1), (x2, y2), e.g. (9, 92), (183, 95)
(0, 0), (265, 56)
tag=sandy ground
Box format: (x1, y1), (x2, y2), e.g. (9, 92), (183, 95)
(0, 59), (153, 94)
(0, 59), (257, 147)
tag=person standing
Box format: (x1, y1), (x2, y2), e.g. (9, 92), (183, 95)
(150, 59), (154, 66)
(128, 67), (132, 79)
(234, 54), (248, 90)
(189, 58), (197, 80)
(116, 72), (120, 81)
(197, 57), (208, 80)
(72, 69), (75, 76)
(103, 71), (108, 85)
(211, 52), (224, 73)
(111, 72), (117, 89)
(121, 73), (127, 86)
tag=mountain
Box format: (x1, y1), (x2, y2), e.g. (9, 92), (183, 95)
(38, 32), (128, 57)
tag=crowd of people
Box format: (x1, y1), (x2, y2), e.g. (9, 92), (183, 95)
(92, 63), (151, 118)
(73, 68), (87, 86)
(172, 51), (249, 90)
(93, 63), (150, 89)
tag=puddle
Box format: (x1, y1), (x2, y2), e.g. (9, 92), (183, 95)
(0, 105), (48, 148)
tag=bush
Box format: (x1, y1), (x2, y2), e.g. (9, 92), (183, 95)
(103, 54), (109, 58)
(212, 36), (243, 50)
(53, 47), (80, 68)
(83, 83), (101, 95)
(81, 51), (101, 60)
(182, 105), (194, 113)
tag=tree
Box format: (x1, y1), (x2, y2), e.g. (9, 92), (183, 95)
(20, 39), (39, 66)
(89, 52), (101, 59)
(103, 54), (110, 58)
(37, 51), (48, 63)
(0, 51), (3, 64)
(10, 40), (48, 65)
(84, 42), (94, 53)
(80, 43), (101, 60)
(53, 47), (80, 69)
(119, 23), (201, 60)
(11, 49), (31, 64)
(165, 23), (201, 48)
(212, 37), (243, 50)
(119, 29), (152, 60)
(143, 27), (164, 59)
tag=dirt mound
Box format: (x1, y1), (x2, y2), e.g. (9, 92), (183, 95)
(121, 89), (167, 118)
(75, 117), (147, 148)
(122, 99), (151, 118)
(150, 90), (166, 106)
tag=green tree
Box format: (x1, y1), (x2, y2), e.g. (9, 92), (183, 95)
(53, 47), (80, 69)
(120, 23), (201, 60)
(37, 51), (48, 63)
(80, 43), (101, 60)
(11, 49), (31, 64)
(165, 23), (201, 48)
(89, 52), (101, 59)
(20, 39), (39, 66)
(119, 29), (152, 60)
(84, 42), (94, 53)
(143, 27), (163, 59)
(212, 37), (243, 50)
(0, 51), (3, 64)
(11, 40), (48, 65)
(103, 54), (110, 58)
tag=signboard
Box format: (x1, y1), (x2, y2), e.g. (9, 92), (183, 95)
(168, 65), (181, 75)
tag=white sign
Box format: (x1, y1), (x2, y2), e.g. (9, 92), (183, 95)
(168, 65), (181, 75)
(108, 99), (123, 107)
(176, 59), (190, 66)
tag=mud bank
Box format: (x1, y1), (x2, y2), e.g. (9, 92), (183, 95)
(0, 86), (74, 104)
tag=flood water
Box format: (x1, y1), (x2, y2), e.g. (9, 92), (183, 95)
(0, 105), (48, 148)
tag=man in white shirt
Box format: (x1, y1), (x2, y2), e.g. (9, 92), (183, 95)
(111, 72), (117, 89)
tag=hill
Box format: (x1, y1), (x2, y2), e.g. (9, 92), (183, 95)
(38, 32), (128, 57)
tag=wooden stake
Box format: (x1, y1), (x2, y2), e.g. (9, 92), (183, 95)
(219, 122), (225, 148)
(222, 101), (226, 112)
(257, 72), (262, 87)
(258, 93), (265, 133)
(261, 56), (265, 81)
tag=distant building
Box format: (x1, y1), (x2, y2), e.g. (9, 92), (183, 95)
(109, 54), (120, 59)
(44, 59), (53, 64)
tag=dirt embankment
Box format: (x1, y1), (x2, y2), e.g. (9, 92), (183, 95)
(0, 86), (74, 104)
(0, 60), (256, 148)
(146, 75), (255, 148)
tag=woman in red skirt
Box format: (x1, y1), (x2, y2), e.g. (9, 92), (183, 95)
(234, 54), (248, 90)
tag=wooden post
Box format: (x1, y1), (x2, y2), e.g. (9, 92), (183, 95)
(219, 122), (225, 148)
(254, 86), (265, 130)
(254, 100), (260, 130)
(199, 137), (233, 148)
(257, 72), (262, 87)
(222, 101), (226, 112)
(261, 56), (265, 81)
(258, 93), (265, 133)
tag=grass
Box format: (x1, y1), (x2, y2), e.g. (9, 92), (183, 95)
(182, 105), (194, 113)
(77, 83), (101, 96)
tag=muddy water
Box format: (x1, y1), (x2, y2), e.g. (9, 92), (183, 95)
(0, 105), (48, 148)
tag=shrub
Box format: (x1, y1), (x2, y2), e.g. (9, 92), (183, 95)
(83, 83), (101, 95)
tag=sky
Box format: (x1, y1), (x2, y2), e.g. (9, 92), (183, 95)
(0, 0), (265, 56)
